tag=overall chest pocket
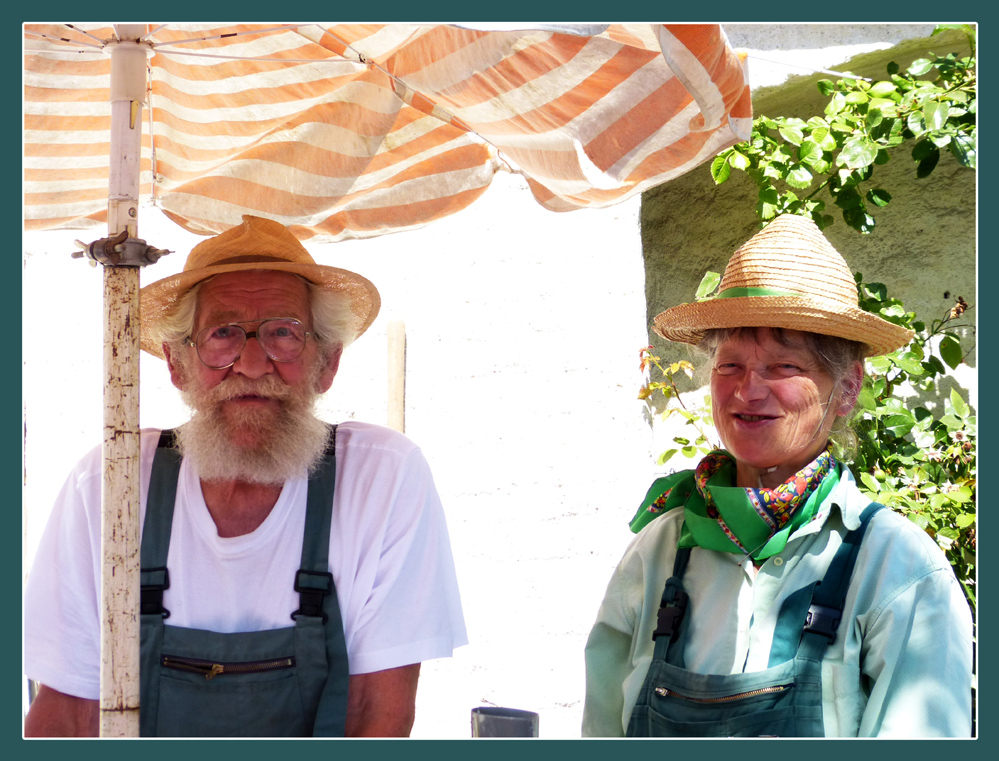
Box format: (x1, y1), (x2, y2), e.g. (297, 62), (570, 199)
(153, 625), (318, 737)
(642, 659), (823, 737)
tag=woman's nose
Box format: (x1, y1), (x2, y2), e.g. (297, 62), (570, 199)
(734, 368), (769, 401)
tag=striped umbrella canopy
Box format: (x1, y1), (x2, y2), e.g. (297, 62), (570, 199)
(24, 22), (751, 241)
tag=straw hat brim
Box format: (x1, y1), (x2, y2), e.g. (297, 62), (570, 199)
(653, 294), (914, 357)
(140, 261), (381, 359)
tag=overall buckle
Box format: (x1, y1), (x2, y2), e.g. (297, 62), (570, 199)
(652, 589), (689, 641)
(292, 569), (333, 623)
(804, 603), (841, 640)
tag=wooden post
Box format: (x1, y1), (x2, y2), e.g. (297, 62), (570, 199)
(99, 24), (146, 737)
(387, 320), (406, 433)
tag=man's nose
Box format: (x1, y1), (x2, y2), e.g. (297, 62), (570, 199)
(231, 333), (274, 378)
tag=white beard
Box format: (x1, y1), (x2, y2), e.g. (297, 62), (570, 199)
(175, 367), (330, 485)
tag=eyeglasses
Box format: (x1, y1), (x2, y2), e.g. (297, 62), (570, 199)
(185, 318), (312, 369)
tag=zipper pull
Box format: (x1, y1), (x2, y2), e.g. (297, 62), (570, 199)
(206, 663), (224, 681)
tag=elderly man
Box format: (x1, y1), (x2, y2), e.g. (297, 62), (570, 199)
(24, 216), (467, 737)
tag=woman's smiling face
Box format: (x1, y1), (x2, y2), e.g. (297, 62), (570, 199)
(710, 328), (846, 488)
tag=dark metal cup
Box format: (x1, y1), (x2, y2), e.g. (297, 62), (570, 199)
(470, 707), (540, 737)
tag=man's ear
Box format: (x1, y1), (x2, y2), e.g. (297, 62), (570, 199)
(836, 360), (864, 416)
(316, 345), (343, 394)
(162, 343), (187, 391)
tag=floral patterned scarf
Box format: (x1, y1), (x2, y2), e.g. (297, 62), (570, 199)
(630, 448), (839, 561)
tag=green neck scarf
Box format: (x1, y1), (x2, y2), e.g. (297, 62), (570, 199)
(630, 449), (840, 561)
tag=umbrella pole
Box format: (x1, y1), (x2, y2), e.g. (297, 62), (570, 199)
(98, 25), (147, 737)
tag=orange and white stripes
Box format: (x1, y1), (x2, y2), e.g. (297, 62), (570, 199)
(24, 23), (751, 242)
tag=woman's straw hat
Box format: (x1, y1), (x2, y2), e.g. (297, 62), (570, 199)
(653, 214), (913, 356)
(140, 215), (380, 359)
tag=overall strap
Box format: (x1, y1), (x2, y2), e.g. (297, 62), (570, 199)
(292, 425), (339, 621)
(294, 424), (350, 737)
(650, 546), (693, 663)
(141, 430), (181, 618)
(769, 502), (886, 666)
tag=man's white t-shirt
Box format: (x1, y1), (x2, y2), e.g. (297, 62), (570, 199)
(24, 422), (467, 701)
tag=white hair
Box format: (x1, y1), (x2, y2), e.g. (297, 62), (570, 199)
(152, 274), (358, 358)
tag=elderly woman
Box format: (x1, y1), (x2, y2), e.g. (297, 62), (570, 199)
(582, 214), (973, 737)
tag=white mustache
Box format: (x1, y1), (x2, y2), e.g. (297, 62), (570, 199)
(204, 375), (294, 405)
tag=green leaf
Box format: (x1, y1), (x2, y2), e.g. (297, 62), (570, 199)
(929, 133), (952, 149)
(946, 486), (973, 504)
(860, 472), (881, 493)
(893, 351), (925, 375)
(838, 136), (878, 169)
(845, 91), (869, 105)
(887, 61), (900, 75)
(949, 133), (977, 168)
(924, 100), (949, 131)
(798, 139), (821, 165)
(778, 125), (804, 145)
(865, 108), (883, 129)
(939, 335), (963, 370)
(786, 164), (813, 189)
(729, 150), (751, 170)
(950, 387), (970, 418)
(908, 58), (934, 76)
(711, 153), (732, 184)
(825, 92), (847, 115)
(869, 81), (898, 98)
(956, 513), (976, 528)
(657, 449), (679, 466)
(695, 271), (721, 300)
(856, 386), (876, 411)
(817, 79), (836, 96)
(866, 188), (892, 207)
(758, 187), (780, 219)
(939, 414), (964, 430)
(843, 207), (875, 233)
(833, 187), (862, 210)
(883, 413), (915, 437)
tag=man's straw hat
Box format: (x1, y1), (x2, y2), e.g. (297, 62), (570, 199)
(653, 214), (913, 357)
(140, 215), (380, 359)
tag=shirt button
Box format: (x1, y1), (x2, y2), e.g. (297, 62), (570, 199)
(773, 557), (784, 567)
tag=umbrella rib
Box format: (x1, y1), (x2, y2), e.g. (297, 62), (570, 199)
(151, 49), (348, 65)
(23, 32), (105, 51)
(62, 24), (108, 45)
(152, 24), (309, 48)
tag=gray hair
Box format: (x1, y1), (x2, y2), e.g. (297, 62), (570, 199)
(153, 274), (357, 361)
(696, 327), (866, 461)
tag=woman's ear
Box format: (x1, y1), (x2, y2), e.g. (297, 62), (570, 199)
(836, 360), (864, 416)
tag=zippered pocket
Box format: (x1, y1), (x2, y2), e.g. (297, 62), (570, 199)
(654, 683), (790, 703)
(161, 654), (295, 681)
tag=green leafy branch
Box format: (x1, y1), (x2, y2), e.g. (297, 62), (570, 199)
(710, 24), (975, 233)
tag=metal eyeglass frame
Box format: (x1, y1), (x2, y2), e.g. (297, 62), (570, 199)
(184, 317), (313, 369)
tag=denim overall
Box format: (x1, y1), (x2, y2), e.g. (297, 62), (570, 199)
(627, 502), (884, 737)
(139, 428), (350, 737)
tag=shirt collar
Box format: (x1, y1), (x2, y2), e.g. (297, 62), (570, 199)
(787, 463), (871, 541)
